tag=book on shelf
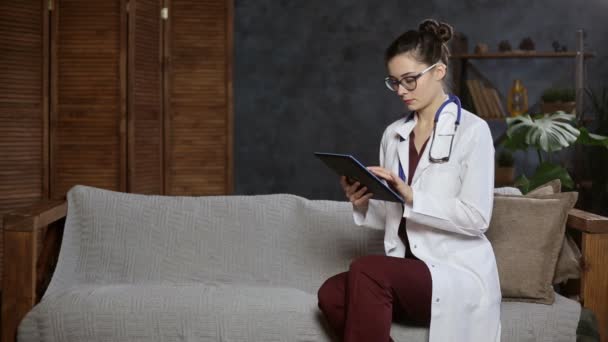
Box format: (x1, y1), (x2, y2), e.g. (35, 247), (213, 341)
(466, 80), (484, 117)
(465, 79), (506, 119)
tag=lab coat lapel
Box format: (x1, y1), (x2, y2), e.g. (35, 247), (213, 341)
(395, 115), (416, 183)
(412, 135), (432, 185)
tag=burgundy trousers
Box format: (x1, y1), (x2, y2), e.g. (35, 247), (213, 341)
(317, 255), (432, 342)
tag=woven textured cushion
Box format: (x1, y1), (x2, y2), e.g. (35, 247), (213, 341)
(526, 179), (562, 196)
(521, 180), (582, 284)
(553, 234), (583, 284)
(487, 192), (578, 304)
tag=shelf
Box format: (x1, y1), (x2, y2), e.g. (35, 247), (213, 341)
(478, 115), (593, 123)
(451, 51), (595, 59)
(452, 30), (590, 126)
(480, 117), (507, 122)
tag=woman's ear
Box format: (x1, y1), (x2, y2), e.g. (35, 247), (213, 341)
(434, 64), (447, 81)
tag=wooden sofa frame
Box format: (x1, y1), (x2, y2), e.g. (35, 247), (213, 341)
(2, 201), (608, 342)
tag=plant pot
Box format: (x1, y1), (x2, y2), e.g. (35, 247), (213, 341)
(495, 166), (515, 186)
(541, 101), (576, 114)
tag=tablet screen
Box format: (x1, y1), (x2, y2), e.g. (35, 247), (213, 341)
(314, 152), (404, 203)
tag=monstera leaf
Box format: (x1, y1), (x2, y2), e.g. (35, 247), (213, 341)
(503, 111), (608, 194)
(506, 112), (580, 152)
(577, 127), (608, 149)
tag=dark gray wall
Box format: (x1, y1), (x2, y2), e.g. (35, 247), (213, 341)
(234, 0), (608, 200)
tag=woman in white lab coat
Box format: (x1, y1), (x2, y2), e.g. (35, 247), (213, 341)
(317, 19), (501, 342)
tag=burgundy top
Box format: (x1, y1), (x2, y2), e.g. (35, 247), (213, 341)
(399, 130), (430, 259)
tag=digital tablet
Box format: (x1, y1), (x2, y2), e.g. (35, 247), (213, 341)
(314, 152), (404, 203)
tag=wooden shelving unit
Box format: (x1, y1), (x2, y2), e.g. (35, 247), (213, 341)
(451, 51), (595, 59)
(450, 30), (593, 121)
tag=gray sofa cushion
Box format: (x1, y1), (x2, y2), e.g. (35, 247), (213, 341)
(21, 283), (327, 341)
(20, 284), (580, 342)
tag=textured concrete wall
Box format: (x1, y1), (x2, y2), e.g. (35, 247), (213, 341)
(234, 0), (608, 200)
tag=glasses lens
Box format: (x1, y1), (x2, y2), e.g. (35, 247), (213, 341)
(401, 77), (417, 91)
(384, 77), (399, 92)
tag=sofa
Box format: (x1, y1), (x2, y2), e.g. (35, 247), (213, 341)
(2, 185), (608, 341)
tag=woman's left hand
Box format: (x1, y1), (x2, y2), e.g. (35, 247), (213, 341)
(367, 166), (414, 205)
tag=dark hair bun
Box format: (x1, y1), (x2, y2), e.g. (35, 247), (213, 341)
(418, 19), (453, 44)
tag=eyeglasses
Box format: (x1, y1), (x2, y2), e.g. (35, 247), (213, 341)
(384, 63), (440, 92)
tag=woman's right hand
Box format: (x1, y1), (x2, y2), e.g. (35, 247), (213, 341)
(340, 176), (374, 210)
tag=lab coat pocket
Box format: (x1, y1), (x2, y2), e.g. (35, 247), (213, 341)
(429, 133), (455, 161)
(421, 163), (461, 197)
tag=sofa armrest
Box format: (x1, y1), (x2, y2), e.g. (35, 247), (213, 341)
(567, 208), (608, 234)
(566, 208), (608, 342)
(3, 201), (67, 232)
(2, 200), (67, 342)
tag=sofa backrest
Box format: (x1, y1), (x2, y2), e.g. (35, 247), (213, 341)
(45, 186), (384, 296)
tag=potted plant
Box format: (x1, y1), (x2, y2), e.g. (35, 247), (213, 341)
(502, 111), (608, 194)
(540, 87), (576, 114)
(495, 150), (515, 186)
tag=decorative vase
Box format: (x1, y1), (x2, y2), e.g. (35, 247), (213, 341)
(507, 79), (529, 117)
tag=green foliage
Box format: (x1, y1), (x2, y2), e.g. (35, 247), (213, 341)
(505, 112), (580, 153)
(577, 127), (608, 148)
(541, 87), (576, 103)
(514, 163), (574, 193)
(502, 111), (608, 194)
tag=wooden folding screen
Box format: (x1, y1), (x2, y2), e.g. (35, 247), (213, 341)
(50, 0), (127, 198)
(165, 0), (233, 195)
(0, 0), (232, 287)
(0, 0), (49, 286)
(128, 0), (164, 194)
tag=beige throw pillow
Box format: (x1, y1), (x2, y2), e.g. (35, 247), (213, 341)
(522, 179), (582, 284)
(487, 192), (578, 304)
(494, 179), (582, 284)
(526, 179), (562, 196)
(553, 234), (583, 284)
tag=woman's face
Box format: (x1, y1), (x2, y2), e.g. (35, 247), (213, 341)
(386, 53), (446, 112)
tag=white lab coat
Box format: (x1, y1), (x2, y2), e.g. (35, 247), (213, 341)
(353, 100), (502, 342)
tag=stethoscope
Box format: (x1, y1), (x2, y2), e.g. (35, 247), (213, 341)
(398, 94), (462, 182)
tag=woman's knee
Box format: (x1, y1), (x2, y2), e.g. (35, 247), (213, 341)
(317, 273), (345, 310)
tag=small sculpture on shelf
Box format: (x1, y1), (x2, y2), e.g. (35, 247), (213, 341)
(552, 40), (568, 52)
(474, 43), (489, 54)
(519, 37), (535, 51)
(498, 40), (512, 52)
